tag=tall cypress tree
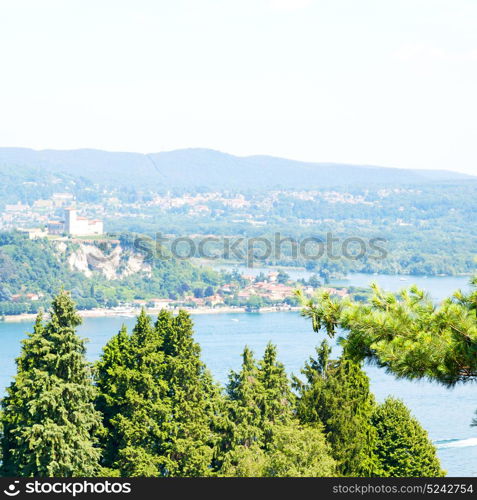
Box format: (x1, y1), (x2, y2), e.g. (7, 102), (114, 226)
(221, 344), (295, 462)
(224, 346), (266, 451)
(257, 343), (294, 441)
(97, 309), (220, 477)
(103, 309), (169, 477)
(156, 309), (221, 477)
(0, 293), (101, 477)
(221, 343), (334, 477)
(372, 398), (444, 477)
(95, 324), (130, 470)
(296, 340), (380, 477)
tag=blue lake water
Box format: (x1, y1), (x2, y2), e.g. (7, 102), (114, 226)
(0, 274), (475, 476)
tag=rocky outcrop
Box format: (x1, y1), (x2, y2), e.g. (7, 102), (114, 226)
(56, 241), (152, 280)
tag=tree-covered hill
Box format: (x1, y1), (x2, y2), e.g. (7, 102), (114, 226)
(0, 164), (96, 206)
(0, 232), (221, 315)
(0, 147), (472, 191)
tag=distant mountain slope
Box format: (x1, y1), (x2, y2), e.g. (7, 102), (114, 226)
(0, 147), (472, 190)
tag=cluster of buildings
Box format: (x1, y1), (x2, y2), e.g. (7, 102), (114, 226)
(179, 272), (349, 309)
(47, 208), (103, 236)
(18, 208), (103, 239)
(1, 187), (392, 242)
(147, 192), (250, 210)
(2, 192), (104, 238)
(9, 292), (42, 302)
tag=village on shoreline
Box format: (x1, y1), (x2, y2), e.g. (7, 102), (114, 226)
(1, 304), (304, 324)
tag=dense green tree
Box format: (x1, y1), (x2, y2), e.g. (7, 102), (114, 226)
(298, 287), (448, 477)
(372, 398), (444, 477)
(220, 368), (334, 476)
(298, 281), (477, 386)
(295, 341), (380, 477)
(341, 283), (477, 386)
(96, 309), (220, 477)
(0, 293), (102, 477)
(220, 423), (336, 477)
(218, 443), (267, 477)
(97, 309), (169, 477)
(218, 343), (333, 476)
(257, 343), (295, 441)
(262, 423), (336, 477)
(155, 309), (222, 477)
(223, 343), (294, 451)
(222, 347), (265, 453)
(95, 324), (130, 470)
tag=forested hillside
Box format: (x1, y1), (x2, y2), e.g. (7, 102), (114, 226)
(0, 147), (472, 190)
(0, 232), (221, 315)
(0, 150), (475, 277)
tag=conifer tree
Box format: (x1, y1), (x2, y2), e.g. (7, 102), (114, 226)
(295, 341), (380, 477)
(225, 343), (295, 448)
(372, 398), (444, 477)
(101, 309), (169, 477)
(155, 309), (221, 477)
(0, 293), (102, 477)
(258, 344), (294, 421)
(95, 324), (130, 470)
(219, 343), (335, 477)
(97, 309), (220, 477)
(220, 343), (335, 477)
(299, 291), (447, 478)
(298, 279), (477, 386)
(224, 346), (266, 451)
(257, 343), (295, 442)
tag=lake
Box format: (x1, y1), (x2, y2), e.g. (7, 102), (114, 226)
(0, 274), (475, 476)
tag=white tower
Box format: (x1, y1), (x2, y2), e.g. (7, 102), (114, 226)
(65, 208), (77, 235)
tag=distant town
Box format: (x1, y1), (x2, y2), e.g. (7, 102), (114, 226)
(4, 193), (103, 239)
(0, 187), (419, 241)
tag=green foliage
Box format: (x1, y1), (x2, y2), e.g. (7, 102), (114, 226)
(295, 341), (380, 476)
(94, 325), (130, 468)
(222, 347), (265, 453)
(219, 444), (267, 477)
(223, 343), (294, 453)
(0, 292), (102, 477)
(0, 289), (448, 478)
(262, 423), (336, 477)
(372, 398), (444, 477)
(219, 343), (335, 477)
(97, 309), (168, 476)
(96, 309), (221, 477)
(220, 423), (336, 477)
(155, 310), (222, 477)
(299, 279), (477, 386)
(0, 231), (223, 315)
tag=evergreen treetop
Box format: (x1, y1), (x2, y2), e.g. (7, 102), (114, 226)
(0, 292), (101, 477)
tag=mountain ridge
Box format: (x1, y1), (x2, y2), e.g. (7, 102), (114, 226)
(0, 147), (472, 190)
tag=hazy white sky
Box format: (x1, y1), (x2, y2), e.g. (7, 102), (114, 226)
(1, 0), (476, 173)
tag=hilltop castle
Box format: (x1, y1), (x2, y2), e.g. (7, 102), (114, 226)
(47, 208), (103, 236)
(65, 208), (103, 236)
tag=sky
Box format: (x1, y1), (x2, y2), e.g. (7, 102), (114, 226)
(0, 0), (476, 174)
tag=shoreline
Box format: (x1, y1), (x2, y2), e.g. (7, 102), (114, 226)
(1, 273), (471, 324)
(0, 305), (302, 324)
